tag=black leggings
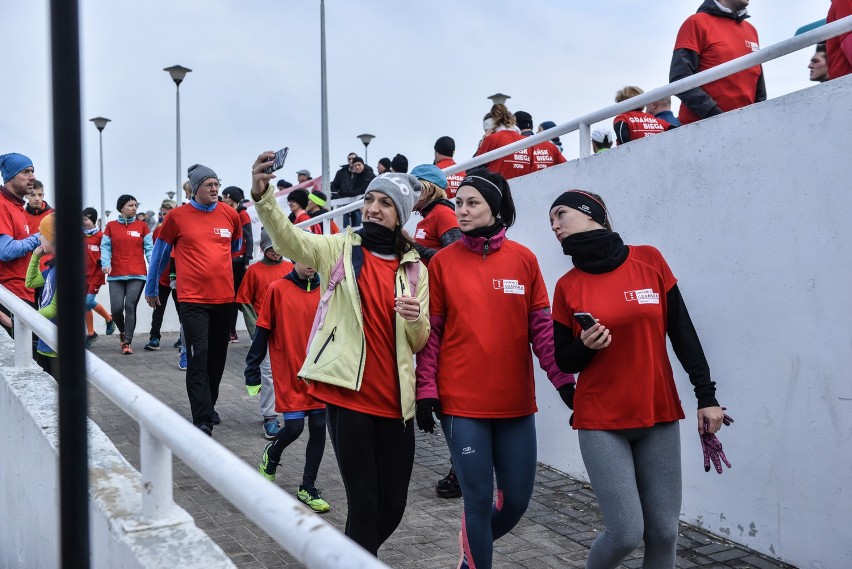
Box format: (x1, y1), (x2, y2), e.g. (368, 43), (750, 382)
(326, 404), (414, 555)
(149, 286), (179, 340)
(268, 411), (326, 487)
(180, 302), (231, 426)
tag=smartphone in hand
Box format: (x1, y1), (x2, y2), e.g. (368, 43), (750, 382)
(264, 147), (289, 174)
(573, 312), (598, 331)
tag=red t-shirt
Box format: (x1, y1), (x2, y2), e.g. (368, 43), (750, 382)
(530, 140), (568, 171)
(156, 204), (242, 304)
(613, 111), (670, 142)
(551, 245), (685, 430)
(413, 202), (458, 267)
(435, 158), (465, 199)
(0, 190), (35, 301)
(104, 219), (150, 277)
(231, 209), (252, 258)
(674, 13), (762, 125)
(83, 230), (105, 291)
(827, 0), (852, 79)
(309, 251), (401, 418)
(235, 260), (293, 314)
(24, 206), (53, 238)
(256, 278), (324, 413)
(429, 240), (550, 418)
(475, 130), (531, 179)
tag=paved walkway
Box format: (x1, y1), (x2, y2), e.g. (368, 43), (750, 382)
(87, 332), (795, 569)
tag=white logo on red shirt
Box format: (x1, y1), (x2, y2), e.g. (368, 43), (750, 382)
(214, 228), (232, 238)
(493, 278), (525, 295)
(127, 230), (141, 237)
(414, 228), (427, 239)
(624, 288), (659, 304)
(745, 40), (759, 51)
(88, 245), (99, 252)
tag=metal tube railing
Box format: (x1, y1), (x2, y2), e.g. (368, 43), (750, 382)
(0, 285), (389, 568)
(298, 15), (852, 229)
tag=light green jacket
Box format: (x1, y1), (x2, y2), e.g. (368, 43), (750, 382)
(254, 184), (430, 421)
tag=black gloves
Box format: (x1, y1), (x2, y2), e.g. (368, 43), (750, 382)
(557, 384), (575, 409)
(416, 398), (441, 433)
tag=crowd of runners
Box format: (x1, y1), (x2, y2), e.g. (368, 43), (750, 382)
(1, 1), (849, 566)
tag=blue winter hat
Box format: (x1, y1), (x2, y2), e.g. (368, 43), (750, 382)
(410, 164), (447, 190)
(0, 153), (34, 182)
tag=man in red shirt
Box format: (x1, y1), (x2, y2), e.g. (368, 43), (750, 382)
(670, 0), (766, 125)
(145, 164), (242, 436)
(433, 136), (465, 199)
(24, 180), (53, 233)
(222, 186), (254, 344)
(516, 111), (568, 171)
(0, 153), (41, 332)
(827, 0), (852, 79)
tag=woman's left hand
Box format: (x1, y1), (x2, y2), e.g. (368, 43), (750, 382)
(395, 295), (420, 321)
(697, 406), (725, 435)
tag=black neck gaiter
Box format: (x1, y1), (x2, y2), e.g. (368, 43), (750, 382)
(357, 223), (397, 256)
(461, 221), (504, 239)
(561, 229), (629, 274)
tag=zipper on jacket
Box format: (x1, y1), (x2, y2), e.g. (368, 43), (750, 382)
(483, 238), (490, 260)
(393, 271), (404, 425)
(313, 326), (337, 363)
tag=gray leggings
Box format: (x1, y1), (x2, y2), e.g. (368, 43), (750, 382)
(579, 421), (681, 569)
(108, 279), (145, 344)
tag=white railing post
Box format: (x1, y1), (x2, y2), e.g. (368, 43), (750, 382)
(14, 317), (32, 368)
(140, 425), (175, 522)
(579, 123), (591, 158)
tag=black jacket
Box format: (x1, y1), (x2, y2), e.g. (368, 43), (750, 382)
(669, 0), (766, 121)
(330, 164), (353, 197)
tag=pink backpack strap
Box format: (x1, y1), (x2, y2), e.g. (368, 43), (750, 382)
(404, 261), (420, 294)
(306, 252), (346, 353)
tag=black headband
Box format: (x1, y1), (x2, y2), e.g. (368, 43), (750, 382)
(550, 190), (608, 226)
(459, 175), (502, 217)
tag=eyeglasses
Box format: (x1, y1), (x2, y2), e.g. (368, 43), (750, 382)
(200, 181), (221, 189)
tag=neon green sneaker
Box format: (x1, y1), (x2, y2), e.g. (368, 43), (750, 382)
(297, 485), (330, 513)
(258, 442), (279, 481)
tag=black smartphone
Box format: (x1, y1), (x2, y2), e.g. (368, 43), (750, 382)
(264, 147), (289, 174)
(573, 312), (598, 331)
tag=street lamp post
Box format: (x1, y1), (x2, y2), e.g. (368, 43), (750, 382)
(166, 191), (176, 201)
(89, 116), (111, 230)
(356, 133), (375, 164)
(320, 0), (330, 197)
(487, 93), (511, 106)
(164, 65), (192, 205)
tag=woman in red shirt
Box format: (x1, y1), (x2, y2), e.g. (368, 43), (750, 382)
(612, 86), (671, 145)
(549, 190), (729, 568)
(415, 170), (573, 569)
(101, 194), (152, 354)
(408, 164), (460, 267)
(474, 104), (530, 179)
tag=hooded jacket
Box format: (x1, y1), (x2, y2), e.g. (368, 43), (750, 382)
(253, 183), (430, 421)
(669, 0), (766, 123)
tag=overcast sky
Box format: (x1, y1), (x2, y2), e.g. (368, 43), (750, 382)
(1, 1), (829, 216)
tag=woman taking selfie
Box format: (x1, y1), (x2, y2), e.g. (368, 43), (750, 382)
(250, 153), (429, 556)
(415, 170), (573, 569)
(548, 189), (729, 569)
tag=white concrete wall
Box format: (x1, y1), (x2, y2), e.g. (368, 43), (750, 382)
(0, 337), (234, 568)
(511, 76), (852, 569)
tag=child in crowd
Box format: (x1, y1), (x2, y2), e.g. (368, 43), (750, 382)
(236, 228), (293, 439)
(83, 207), (115, 348)
(247, 260), (329, 513)
(25, 213), (58, 378)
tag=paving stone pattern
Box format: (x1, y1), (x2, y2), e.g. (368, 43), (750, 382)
(87, 333), (796, 569)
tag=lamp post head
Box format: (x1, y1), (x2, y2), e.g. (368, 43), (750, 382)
(487, 93), (511, 106)
(164, 65), (192, 86)
(90, 116), (111, 131)
(166, 191), (176, 200)
(356, 133), (375, 147)
(104, 210), (112, 219)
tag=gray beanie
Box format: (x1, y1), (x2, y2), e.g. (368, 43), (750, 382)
(365, 173), (421, 226)
(187, 164), (218, 195)
(259, 227), (273, 252)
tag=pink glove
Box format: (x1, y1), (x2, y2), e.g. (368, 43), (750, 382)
(700, 414), (733, 474)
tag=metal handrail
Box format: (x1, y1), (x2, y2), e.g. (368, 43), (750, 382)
(0, 285), (389, 569)
(296, 15), (852, 228)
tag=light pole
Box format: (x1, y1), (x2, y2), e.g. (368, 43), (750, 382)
(164, 65), (192, 205)
(356, 133), (375, 164)
(487, 93), (511, 106)
(320, 0), (330, 197)
(166, 191), (176, 201)
(89, 116), (111, 230)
